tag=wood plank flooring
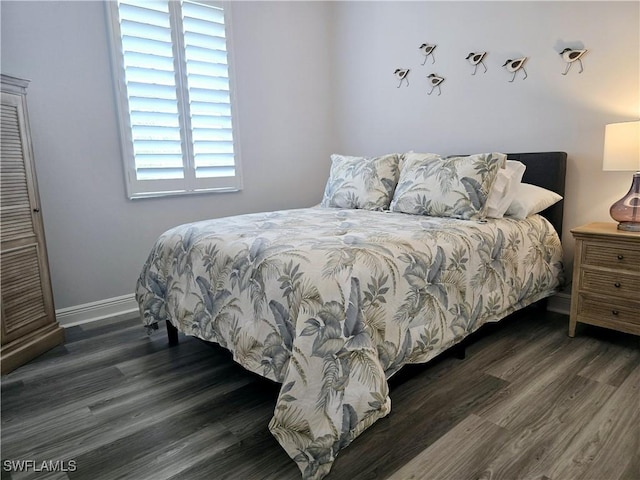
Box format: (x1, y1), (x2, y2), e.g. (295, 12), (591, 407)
(1, 309), (638, 480)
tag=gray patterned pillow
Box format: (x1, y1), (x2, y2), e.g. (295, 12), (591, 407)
(320, 153), (401, 210)
(390, 152), (506, 220)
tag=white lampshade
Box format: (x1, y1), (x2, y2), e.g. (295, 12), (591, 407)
(602, 121), (640, 171)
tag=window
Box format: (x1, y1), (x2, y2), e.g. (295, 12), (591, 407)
(107, 0), (241, 198)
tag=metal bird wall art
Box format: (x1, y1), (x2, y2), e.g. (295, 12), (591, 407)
(560, 48), (588, 75)
(427, 73), (445, 95)
(394, 68), (410, 88)
(465, 52), (488, 75)
(502, 57), (528, 82)
(391, 42), (590, 90)
(419, 43), (437, 65)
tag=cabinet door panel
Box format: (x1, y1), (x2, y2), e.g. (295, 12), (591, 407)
(1, 76), (63, 373)
(1, 99), (36, 243)
(1, 245), (49, 342)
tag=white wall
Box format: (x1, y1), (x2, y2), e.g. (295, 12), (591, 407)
(331, 1), (639, 272)
(1, 1), (337, 310)
(1, 1), (638, 314)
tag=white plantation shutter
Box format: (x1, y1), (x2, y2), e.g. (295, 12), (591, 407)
(182, 1), (236, 180)
(108, 0), (241, 198)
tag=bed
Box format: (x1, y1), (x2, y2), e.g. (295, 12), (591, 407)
(136, 151), (566, 480)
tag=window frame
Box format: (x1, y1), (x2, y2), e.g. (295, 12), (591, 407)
(106, 0), (242, 199)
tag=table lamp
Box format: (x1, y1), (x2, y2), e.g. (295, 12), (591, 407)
(602, 120), (640, 231)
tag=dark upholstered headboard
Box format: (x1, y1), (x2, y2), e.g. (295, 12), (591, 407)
(453, 151), (567, 235)
(506, 152), (567, 237)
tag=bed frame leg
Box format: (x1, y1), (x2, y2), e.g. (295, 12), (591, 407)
(531, 298), (549, 311)
(166, 320), (179, 346)
(539, 298), (549, 310)
(450, 343), (466, 360)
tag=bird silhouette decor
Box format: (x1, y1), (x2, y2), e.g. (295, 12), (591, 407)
(394, 68), (410, 88)
(502, 57), (528, 82)
(560, 48), (588, 75)
(427, 73), (444, 95)
(466, 52), (488, 75)
(419, 43), (437, 65)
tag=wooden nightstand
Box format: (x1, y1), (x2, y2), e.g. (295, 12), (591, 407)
(569, 222), (640, 337)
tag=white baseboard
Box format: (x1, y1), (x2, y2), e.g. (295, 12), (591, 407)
(56, 294), (138, 328)
(547, 291), (571, 316)
(55, 290), (571, 328)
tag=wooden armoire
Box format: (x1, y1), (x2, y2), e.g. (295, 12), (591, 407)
(1, 74), (64, 374)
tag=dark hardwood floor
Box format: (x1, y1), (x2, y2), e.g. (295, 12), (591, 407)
(1, 308), (638, 480)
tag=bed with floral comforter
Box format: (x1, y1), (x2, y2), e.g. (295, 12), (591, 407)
(136, 207), (563, 479)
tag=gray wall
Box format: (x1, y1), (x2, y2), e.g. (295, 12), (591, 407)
(1, 1), (337, 309)
(330, 1), (639, 269)
(1, 1), (639, 311)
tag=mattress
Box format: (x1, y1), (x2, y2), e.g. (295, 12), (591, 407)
(136, 207), (563, 479)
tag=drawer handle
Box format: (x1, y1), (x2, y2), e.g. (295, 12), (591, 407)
(614, 282), (621, 288)
(617, 254), (624, 260)
(612, 310), (619, 316)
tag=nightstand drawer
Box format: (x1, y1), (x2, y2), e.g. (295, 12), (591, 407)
(582, 242), (640, 272)
(570, 223), (640, 338)
(578, 294), (640, 328)
(579, 269), (639, 297)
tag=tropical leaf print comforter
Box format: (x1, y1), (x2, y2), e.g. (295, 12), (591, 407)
(136, 207), (563, 479)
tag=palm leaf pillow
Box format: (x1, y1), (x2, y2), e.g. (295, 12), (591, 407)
(390, 152), (506, 220)
(320, 153), (400, 210)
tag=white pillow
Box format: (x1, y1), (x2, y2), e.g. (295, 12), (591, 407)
(505, 183), (563, 219)
(485, 160), (526, 218)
